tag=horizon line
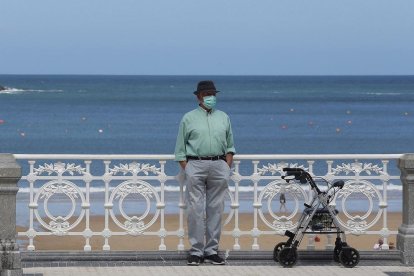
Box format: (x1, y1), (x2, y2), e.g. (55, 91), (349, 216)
(1, 73), (414, 77)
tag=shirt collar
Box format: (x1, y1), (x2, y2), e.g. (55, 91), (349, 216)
(198, 104), (215, 114)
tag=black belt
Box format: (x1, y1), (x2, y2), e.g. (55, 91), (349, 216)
(187, 155), (226, 161)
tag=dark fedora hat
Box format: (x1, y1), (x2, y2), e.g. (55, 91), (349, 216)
(193, 80), (220, 95)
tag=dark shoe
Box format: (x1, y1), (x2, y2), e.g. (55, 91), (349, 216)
(204, 254), (225, 265)
(187, 255), (202, 266)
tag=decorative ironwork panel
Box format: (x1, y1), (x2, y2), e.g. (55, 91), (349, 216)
(33, 179), (86, 236)
(14, 154), (402, 251)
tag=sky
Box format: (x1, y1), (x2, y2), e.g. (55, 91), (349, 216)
(1, 0), (414, 75)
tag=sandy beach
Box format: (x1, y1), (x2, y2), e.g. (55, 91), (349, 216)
(17, 212), (401, 251)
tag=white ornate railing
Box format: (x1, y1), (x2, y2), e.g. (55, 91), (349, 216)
(14, 154), (403, 251)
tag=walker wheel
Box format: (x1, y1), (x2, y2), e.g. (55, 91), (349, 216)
(339, 247), (360, 268)
(333, 245), (341, 262)
(278, 247), (298, 268)
(273, 242), (286, 262)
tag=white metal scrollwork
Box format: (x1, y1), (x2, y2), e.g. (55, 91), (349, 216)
(331, 162), (385, 176)
(14, 154), (401, 252)
(256, 162), (308, 234)
(334, 180), (383, 235)
(223, 189), (236, 226)
(107, 162), (162, 236)
(34, 162), (86, 176)
(109, 162), (161, 176)
(108, 180), (160, 235)
(34, 180), (86, 235)
(258, 180), (308, 234)
(257, 162), (306, 176)
(331, 161), (386, 235)
(32, 162), (88, 236)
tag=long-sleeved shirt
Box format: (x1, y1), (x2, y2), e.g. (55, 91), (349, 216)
(174, 106), (236, 161)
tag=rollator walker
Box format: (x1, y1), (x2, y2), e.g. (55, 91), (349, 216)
(273, 168), (360, 268)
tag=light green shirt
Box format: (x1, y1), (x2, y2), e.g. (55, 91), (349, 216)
(174, 106), (236, 161)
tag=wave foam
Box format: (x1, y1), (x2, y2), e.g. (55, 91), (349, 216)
(0, 87), (63, 94)
(365, 92), (402, 96)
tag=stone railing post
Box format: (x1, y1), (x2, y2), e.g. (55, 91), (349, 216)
(0, 154), (22, 276)
(397, 153), (414, 265)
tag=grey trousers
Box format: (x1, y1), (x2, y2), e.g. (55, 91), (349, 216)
(184, 159), (230, 257)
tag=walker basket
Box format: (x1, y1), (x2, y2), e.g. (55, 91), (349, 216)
(310, 213), (334, 231)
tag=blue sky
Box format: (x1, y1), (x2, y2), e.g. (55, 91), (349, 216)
(1, 0), (413, 75)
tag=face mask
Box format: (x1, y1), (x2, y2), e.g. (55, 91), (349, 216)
(203, 95), (216, 109)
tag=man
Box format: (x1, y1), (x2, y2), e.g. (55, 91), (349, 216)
(174, 80), (236, 266)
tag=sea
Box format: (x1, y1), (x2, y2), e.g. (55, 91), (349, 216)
(1, 75), (413, 155)
(1, 75), (413, 225)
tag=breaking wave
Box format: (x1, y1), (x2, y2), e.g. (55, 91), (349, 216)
(0, 87), (63, 94)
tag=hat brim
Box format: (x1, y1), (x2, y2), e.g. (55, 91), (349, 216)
(193, 90), (220, 95)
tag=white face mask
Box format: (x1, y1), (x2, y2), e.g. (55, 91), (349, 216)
(203, 95), (216, 109)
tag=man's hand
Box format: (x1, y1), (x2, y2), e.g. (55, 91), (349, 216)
(179, 161), (187, 170)
(226, 153), (233, 168)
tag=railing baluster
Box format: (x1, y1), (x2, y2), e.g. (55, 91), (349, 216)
(381, 160), (390, 249)
(103, 160), (111, 251)
(158, 160), (166, 251)
(251, 160), (260, 250)
(307, 160), (316, 250)
(177, 174), (185, 251)
(325, 160), (334, 250)
(233, 160), (241, 250)
(27, 160), (36, 251)
(83, 160), (92, 252)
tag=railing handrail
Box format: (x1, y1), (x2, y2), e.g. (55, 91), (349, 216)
(13, 153), (404, 160)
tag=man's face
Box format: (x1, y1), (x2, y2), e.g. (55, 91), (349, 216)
(197, 91), (217, 101)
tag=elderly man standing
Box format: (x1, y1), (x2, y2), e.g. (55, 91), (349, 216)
(175, 80), (236, 266)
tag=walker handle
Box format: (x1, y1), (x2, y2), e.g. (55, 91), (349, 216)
(283, 168), (304, 172)
(283, 167), (322, 194)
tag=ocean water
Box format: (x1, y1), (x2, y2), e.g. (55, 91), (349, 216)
(1, 75), (414, 155)
(1, 75), (413, 222)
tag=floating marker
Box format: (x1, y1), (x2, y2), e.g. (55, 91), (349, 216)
(336, 128), (341, 133)
(347, 120), (352, 124)
(20, 132), (26, 137)
(290, 108), (295, 112)
(404, 112), (409, 116)
(281, 125), (288, 129)
(346, 110), (351, 114)
(98, 129), (103, 133)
